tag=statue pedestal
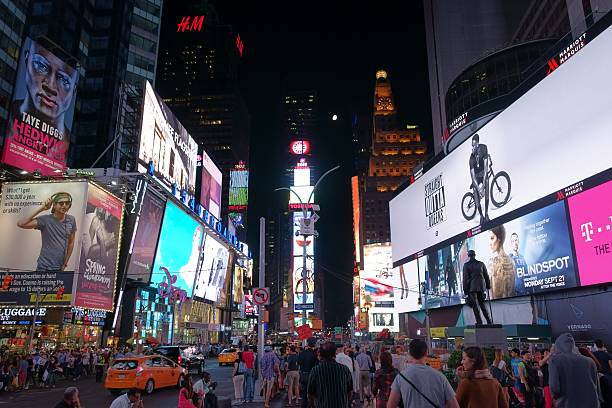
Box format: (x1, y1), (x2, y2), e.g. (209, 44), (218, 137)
(464, 325), (507, 349)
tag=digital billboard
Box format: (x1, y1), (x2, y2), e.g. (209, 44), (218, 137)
(396, 200), (579, 313)
(390, 25), (612, 264)
(73, 184), (124, 311)
(232, 264), (245, 304)
(568, 180), (612, 287)
(228, 162), (249, 212)
(2, 38), (78, 175)
(151, 201), (204, 296)
(193, 233), (229, 302)
(126, 186), (165, 283)
(361, 243), (399, 332)
(0, 181), (87, 306)
(200, 150), (222, 219)
(351, 176), (362, 266)
(293, 256), (314, 310)
(138, 81), (198, 192)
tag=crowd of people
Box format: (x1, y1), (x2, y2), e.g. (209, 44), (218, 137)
(0, 346), (115, 393)
(224, 333), (612, 408)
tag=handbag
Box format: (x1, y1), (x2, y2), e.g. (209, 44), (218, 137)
(398, 372), (440, 408)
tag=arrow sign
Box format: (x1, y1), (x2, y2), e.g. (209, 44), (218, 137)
(253, 287), (270, 306)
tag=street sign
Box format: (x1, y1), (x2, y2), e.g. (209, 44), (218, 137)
(334, 326), (342, 334)
(311, 213), (320, 223)
(253, 287), (270, 306)
(299, 217), (315, 236)
(294, 303), (314, 310)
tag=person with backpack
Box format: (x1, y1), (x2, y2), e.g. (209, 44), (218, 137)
(455, 346), (508, 408)
(387, 339), (459, 408)
(491, 350), (521, 407)
(372, 351), (398, 408)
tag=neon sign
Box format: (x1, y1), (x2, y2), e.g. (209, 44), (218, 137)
(236, 34), (244, 58)
(177, 16), (205, 32)
(290, 140), (311, 155)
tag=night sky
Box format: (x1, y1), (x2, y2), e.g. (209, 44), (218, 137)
(164, 1), (432, 326)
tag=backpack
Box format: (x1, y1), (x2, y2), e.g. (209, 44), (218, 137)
(490, 364), (513, 387)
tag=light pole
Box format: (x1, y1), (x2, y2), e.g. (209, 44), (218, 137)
(275, 165), (340, 327)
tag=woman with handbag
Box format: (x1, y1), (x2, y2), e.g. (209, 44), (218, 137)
(233, 352), (246, 404)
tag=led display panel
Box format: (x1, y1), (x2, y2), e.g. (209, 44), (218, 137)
(151, 201), (204, 296)
(390, 25), (612, 264)
(193, 233), (230, 302)
(568, 180), (612, 287)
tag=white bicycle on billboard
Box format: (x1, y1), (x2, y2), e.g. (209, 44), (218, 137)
(461, 159), (511, 221)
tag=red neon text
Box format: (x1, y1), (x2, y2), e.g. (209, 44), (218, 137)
(177, 15), (205, 32)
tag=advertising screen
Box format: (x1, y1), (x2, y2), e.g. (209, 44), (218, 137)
(232, 265), (245, 304)
(0, 181), (87, 306)
(393, 260), (421, 313)
(2, 38), (78, 175)
(126, 187), (165, 283)
(390, 25), (612, 264)
(408, 200), (578, 312)
(293, 213), (314, 256)
(352, 176), (361, 265)
(73, 184), (123, 311)
(293, 256), (314, 310)
(228, 166), (249, 211)
(362, 244), (394, 307)
(200, 150), (222, 219)
(289, 186), (314, 209)
(193, 233), (229, 302)
(568, 180), (612, 286)
(151, 201), (204, 296)
(138, 81), (198, 192)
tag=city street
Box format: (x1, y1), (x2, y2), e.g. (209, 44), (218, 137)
(0, 358), (328, 408)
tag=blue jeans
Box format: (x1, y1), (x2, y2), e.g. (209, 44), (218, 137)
(243, 368), (255, 401)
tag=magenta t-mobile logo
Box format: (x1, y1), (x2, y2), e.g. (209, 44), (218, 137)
(580, 222), (594, 242)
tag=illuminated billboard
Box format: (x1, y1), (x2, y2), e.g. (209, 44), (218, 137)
(151, 201), (204, 296)
(351, 176), (361, 266)
(200, 150), (222, 219)
(568, 180), (612, 287)
(2, 38), (78, 175)
(390, 25), (612, 265)
(193, 233), (230, 302)
(228, 162), (249, 212)
(289, 186), (314, 210)
(361, 243), (399, 332)
(290, 140), (311, 155)
(126, 185), (166, 283)
(138, 81), (198, 192)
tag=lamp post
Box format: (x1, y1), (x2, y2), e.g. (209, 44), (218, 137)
(275, 165), (340, 327)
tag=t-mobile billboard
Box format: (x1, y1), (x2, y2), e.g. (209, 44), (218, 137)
(390, 25), (612, 264)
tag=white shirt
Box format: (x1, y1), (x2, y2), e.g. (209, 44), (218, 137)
(336, 352), (354, 374)
(193, 379), (206, 397)
(109, 394), (132, 408)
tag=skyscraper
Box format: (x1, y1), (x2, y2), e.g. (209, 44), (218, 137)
(362, 70), (427, 244)
(157, 4), (249, 220)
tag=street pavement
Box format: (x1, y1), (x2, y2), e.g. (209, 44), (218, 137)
(0, 358), (320, 408)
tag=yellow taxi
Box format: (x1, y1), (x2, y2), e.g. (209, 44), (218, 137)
(218, 348), (238, 366)
(105, 355), (186, 395)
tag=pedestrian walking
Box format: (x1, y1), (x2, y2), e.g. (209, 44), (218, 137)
(455, 346), (508, 408)
(261, 345), (280, 408)
(297, 338), (318, 408)
(387, 339), (459, 408)
(178, 374), (200, 408)
(286, 346), (300, 406)
(372, 351), (398, 408)
(307, 342), (353, 408)
(232, 352), (246, 404)
(549, 333), (600, 408)
(356, 345), (374, 403)
(241, 345), (255, 403)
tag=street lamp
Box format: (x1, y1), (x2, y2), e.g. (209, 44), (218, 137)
(275, 165), (340, 326)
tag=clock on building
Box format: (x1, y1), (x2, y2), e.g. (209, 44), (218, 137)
(377, 97), (393, 111)
(290, 140), (311, 155)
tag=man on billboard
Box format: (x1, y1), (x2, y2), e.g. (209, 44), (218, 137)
(509, 232), (528, 295)
(469, 134), (490, 225)
(11, 39), (78, 150)
(17, 192), (77, 271)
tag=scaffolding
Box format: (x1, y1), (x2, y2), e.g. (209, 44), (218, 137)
(112, 82), (143, 172)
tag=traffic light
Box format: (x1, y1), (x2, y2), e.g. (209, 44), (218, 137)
(56, 286), (65, 300)
(1, 275), (13, 290)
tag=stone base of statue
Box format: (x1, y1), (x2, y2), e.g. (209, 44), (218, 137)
(464, 324), (507, 349)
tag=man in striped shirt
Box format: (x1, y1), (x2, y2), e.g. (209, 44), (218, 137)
(308, 342), (353, 408)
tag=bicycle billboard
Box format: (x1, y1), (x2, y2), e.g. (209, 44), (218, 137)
(390, 24), (612, 265)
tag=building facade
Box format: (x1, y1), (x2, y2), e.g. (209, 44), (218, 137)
(361, 70), (427, 245)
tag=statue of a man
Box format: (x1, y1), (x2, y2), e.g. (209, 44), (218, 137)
(462, 250), (493, 325)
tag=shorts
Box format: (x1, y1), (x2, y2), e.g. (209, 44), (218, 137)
(286, 371), (299, 388)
